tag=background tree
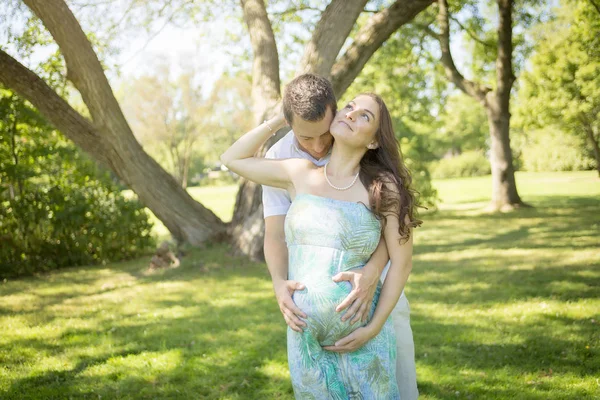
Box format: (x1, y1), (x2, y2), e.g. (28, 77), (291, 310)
(425, 0), (526, 210)
(435, 93), (489, 156)
(201, 72), (254, 164)
(516, 0), (600, 176)
(121, 62), (213, 188)
(339, 0), (550, 202)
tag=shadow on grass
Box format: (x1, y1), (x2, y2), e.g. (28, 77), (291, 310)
(411, 313), (599, 399)
(2, 256), (293, 398)
(406, 196), (600, 399)
(419, 196), (600, 253)
(1, 196), (598, 399)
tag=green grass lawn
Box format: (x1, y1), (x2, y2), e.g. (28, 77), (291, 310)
(1, 171), (599, 399)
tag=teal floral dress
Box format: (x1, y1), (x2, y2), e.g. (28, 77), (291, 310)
(285, 193), (399, 399)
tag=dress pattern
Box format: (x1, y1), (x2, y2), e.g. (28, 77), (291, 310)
(285, 193), (399, 399)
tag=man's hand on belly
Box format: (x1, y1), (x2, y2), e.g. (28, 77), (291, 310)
(332, 266), (379, 324)
(273, 279), (307, 332)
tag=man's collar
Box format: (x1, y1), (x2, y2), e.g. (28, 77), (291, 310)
(291, 134), (332, 163)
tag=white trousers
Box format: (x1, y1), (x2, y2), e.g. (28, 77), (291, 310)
(391, 293), (419, 400)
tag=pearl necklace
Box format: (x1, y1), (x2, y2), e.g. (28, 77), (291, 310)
(324, 162), (359, 191)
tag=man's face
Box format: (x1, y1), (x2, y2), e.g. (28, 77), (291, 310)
(289, 106), (334, 160)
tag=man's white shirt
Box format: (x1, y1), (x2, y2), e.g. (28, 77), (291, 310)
(261, 131), (401, 294)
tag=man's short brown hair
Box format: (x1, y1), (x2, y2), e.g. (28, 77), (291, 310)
(283, 74), (337, 125)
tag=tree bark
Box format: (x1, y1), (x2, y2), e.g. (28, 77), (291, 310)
(583, 123), (600, 177)
(4, 0), (226, 245)
(240, 0), (281, 124)
(230, 0), (283, 260)
(296, 0), (369, 78)
(486, 96), (522, 209)
(331, 0), (435, 97)
(437, 0), (490, 104)
(490, 0), (523, 208)
(436, 0), (524, 210)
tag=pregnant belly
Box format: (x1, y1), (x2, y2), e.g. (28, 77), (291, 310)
(287, 245), (376, 346)
(292, 279), (372, 346)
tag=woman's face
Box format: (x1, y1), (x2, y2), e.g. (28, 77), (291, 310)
(330, 95), (380, 149)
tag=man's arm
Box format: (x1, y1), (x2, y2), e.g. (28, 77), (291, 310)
(264, 215), (307, 332)
(332, 236), (389, 324)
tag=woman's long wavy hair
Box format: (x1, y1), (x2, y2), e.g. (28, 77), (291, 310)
(358, 93), (422, 240)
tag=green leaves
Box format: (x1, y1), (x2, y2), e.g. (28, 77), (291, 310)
(516, 0), (600, 171)
(0, 89), (155, 278)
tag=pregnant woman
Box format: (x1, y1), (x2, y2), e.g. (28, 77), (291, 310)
(221, 93), (419, 398)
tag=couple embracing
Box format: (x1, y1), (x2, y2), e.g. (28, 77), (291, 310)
(221, 74), (420, 399)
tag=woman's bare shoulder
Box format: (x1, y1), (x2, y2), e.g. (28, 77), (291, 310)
(283, 158), (317, 172)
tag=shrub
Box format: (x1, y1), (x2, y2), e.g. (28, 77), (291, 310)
(430, 150), (491, 179)
(0, 179), (155, 277)
(0, 90), (154, 278)
(516, 127), (595, 172)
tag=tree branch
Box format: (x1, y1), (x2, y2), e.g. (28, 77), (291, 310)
(450, 15), (493, 48)
(270, 5), (322, 17)
(437, 0), (490, 103)
(413, 21), (439, 40)
(330, 0), (435, 97)
(2, 0), (229, 247)
(588, 0), (600, 16)
(296, 0), (369, 78)
(0, 49), (111, 167)
(23, 0), (137, 146)
(121, 1), (191, 66)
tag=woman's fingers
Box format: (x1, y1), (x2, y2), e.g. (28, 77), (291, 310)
(341, 297), (362, 322)
(324, 338), (356, 353)
(336, 290), (358, 313)
(332, 271), (353, 283)
(325, 327), (373, 352)
(336, 332), (355, 347)
(361, 302), (370, 323)
(351, 302), (369, 324)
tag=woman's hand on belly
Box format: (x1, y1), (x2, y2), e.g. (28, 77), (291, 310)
(322, 324), (377, 353)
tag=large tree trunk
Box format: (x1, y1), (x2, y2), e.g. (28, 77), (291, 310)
(488, 0), (523, 210)
(486, 99), (522, 209)
(583, 123), (600, 177)
(231, 0), (435, 260)
(0, 0), (227, 245)
(229, 0), (283, 260)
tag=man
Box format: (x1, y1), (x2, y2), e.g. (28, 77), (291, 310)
(262, 73), (419, 399)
